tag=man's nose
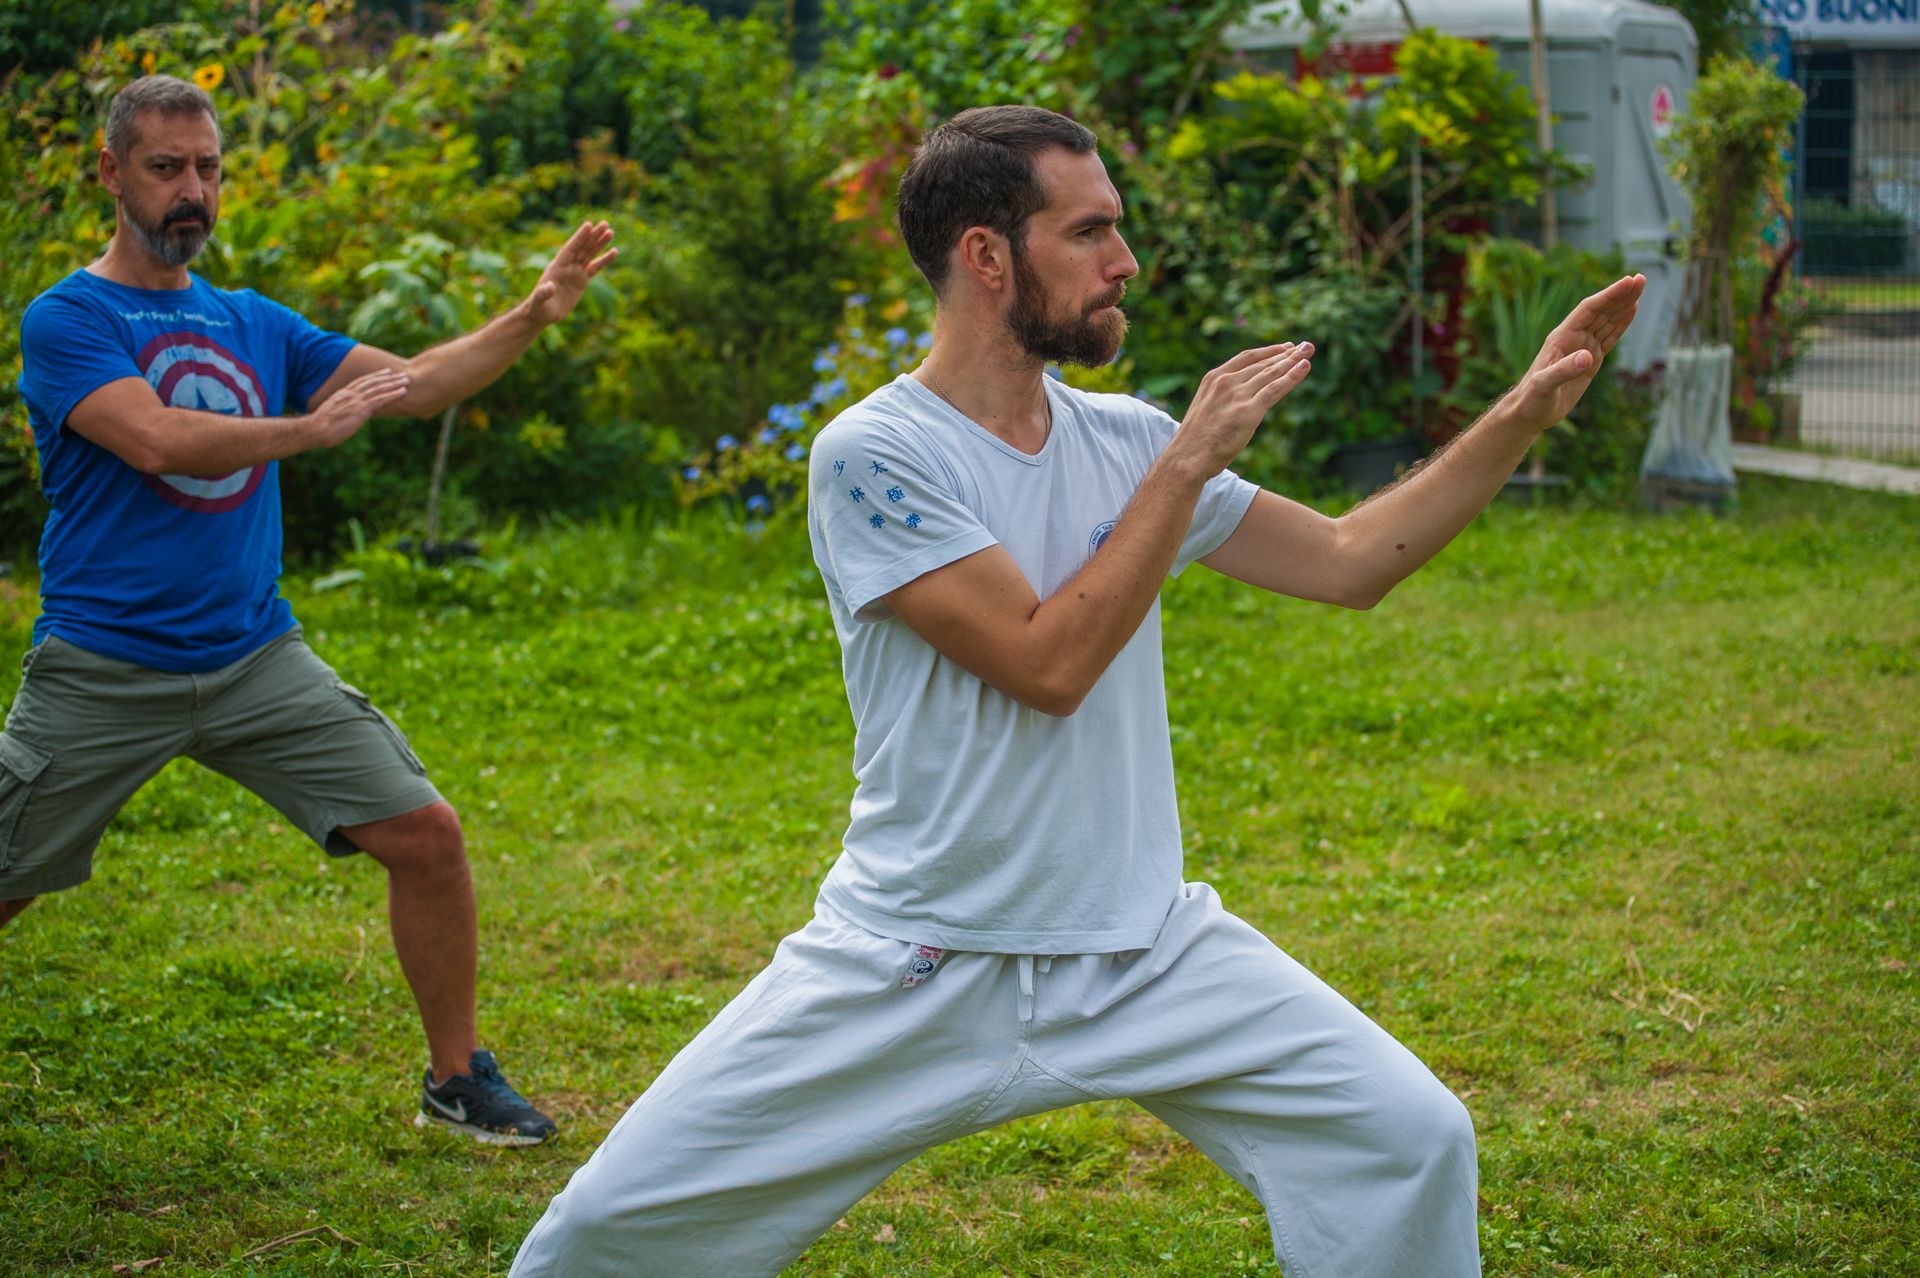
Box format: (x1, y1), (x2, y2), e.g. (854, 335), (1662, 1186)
(1111, 240), (1140, 283)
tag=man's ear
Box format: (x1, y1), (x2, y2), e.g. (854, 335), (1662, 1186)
(954, 226), (1012, 295)
(99, 148), (122, 198)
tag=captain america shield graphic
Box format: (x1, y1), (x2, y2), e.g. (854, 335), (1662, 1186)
(135, 331), (271, 513)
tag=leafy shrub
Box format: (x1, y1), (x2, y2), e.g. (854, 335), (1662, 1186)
(1129, 30), (1574, 428)
(817, 0), (1073, 119)
(1663, 56), (1805, 344)
(1727, 248), (1835, 442)
(0, 0), (222, 76)
(1798, 197), (1911, 276)
(1235, 272), (1414, 483)
(468, 0), (762, 210)
(1452, 239), (1653, 498)
(677, 296), (933, 524)
(1, 1), (853, 558)
(589, 56), (858, 456)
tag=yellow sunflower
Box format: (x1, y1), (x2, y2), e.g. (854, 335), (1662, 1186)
(191, 63), (224, 92)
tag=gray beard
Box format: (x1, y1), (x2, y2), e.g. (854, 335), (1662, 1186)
(126, 204), (210, 268)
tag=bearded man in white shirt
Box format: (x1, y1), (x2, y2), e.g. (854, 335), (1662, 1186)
(512, 104), (1642, 1278)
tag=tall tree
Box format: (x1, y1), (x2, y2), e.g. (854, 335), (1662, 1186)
(1659, 0), (1761, 66)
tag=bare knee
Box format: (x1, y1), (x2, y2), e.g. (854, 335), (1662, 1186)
(349, 802), (469, 883)
(0, 896), (36, 928)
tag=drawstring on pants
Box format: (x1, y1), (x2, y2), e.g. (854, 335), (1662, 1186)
(1015, 955), (1053, 1027)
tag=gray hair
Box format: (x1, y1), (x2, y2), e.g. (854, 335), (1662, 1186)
(105, 75), (223, 158)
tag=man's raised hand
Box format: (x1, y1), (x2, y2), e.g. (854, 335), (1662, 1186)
(307, 368), (411, 448)
(524, 220), (619, 328)
(1506, 274), (1646, 434)
(1169, 342), (1314, 478)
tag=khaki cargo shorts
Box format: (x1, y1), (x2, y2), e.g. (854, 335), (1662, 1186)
(0, 627), (444, 898)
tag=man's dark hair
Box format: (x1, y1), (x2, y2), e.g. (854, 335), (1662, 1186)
(896, 105), (1097, 294)
(106, 75), (223, 159)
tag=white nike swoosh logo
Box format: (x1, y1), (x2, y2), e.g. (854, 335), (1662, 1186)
(425, 1092), (468, 1123)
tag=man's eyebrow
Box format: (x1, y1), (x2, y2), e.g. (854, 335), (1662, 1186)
(1065, 212), (1122, 232)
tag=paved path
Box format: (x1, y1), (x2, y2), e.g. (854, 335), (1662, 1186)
(1787, 326), (1920, 463)
(1731, 442), (1920, 495)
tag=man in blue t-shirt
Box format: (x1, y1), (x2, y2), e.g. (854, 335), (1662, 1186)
(1, 75), (617, 1145)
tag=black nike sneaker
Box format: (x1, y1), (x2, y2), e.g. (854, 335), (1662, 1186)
(416, 1048), (558, 1146)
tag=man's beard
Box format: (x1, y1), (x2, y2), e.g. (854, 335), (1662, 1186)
(125, 199), (212, 268)
(1006, 248), (1127, 367)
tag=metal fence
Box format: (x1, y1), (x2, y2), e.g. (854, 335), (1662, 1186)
(1787, 52), (1920, 463)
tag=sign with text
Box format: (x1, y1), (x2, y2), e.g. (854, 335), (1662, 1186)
(1755, 0), (1920, 44)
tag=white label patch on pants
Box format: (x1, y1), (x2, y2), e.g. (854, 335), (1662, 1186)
(899, 945), (943, 988)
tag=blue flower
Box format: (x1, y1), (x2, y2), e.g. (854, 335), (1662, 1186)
(716, 434), (738, 452)
(745, 494), (770, 513)
(810, 377), (848, 406)
(757, 427), (778, 445)
(1044, 365), (1064, 381)
(915, 331), (933, 350)
(884, 327), (909, 348)
(848, 293), (869, 307)
(812, 353), (837, 373)
(682, 466), (702, 480)
(784, 443), (807, 461)
(768, 403), (806, 432)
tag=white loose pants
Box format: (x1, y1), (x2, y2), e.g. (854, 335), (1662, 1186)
(511, 883), (1480, 1277)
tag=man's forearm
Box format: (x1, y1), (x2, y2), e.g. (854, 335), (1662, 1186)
(396, 303), (544, 417)
(1021, 447), (1214, 711)
(1331, 394), (1538, 603)
(125, 406), (326, 474)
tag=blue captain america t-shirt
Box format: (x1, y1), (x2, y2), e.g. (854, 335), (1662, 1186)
(17, 269), (356, 673)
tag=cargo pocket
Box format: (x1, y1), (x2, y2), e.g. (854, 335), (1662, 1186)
(0, 736), (51, 874)
(332, 679), (428, 776)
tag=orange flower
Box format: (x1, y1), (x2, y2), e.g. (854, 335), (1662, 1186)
(140, 51), (157, 74)
(192, 63), (224, 92)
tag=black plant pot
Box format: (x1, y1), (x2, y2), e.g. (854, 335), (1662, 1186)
(1328, 434), (1426, 493)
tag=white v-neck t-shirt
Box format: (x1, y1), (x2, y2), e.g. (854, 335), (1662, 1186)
(806, 374), (1257, 953)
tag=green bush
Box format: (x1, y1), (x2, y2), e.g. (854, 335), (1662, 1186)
(1451, 239), (1653, 498)
(0, 0), (223, 76)
(1, 0), (854, 559)
(817, 0), (1073, 118)
(1799, 197), (1911, 276)
(1118, 28), (1572, 478)
(1663, 55), (1804, 344)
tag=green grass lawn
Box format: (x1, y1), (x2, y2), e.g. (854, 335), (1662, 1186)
(1807, 278), (1920, 311)
(2, 478), (1916, 1277)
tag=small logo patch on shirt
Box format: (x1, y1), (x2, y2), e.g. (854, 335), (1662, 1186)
(900, 945), (944, 988)
(1089, 520), (1117, 553)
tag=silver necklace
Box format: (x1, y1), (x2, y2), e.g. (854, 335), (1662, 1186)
(923, 366), (1053, 439)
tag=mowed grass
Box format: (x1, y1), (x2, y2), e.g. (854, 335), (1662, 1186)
(1, 477), (1915, 1277)
(1808, 277), (1920, 311)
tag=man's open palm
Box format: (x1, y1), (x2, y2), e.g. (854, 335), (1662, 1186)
(1510, 274), (1646, 431)
(525, 220), (618, 327)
